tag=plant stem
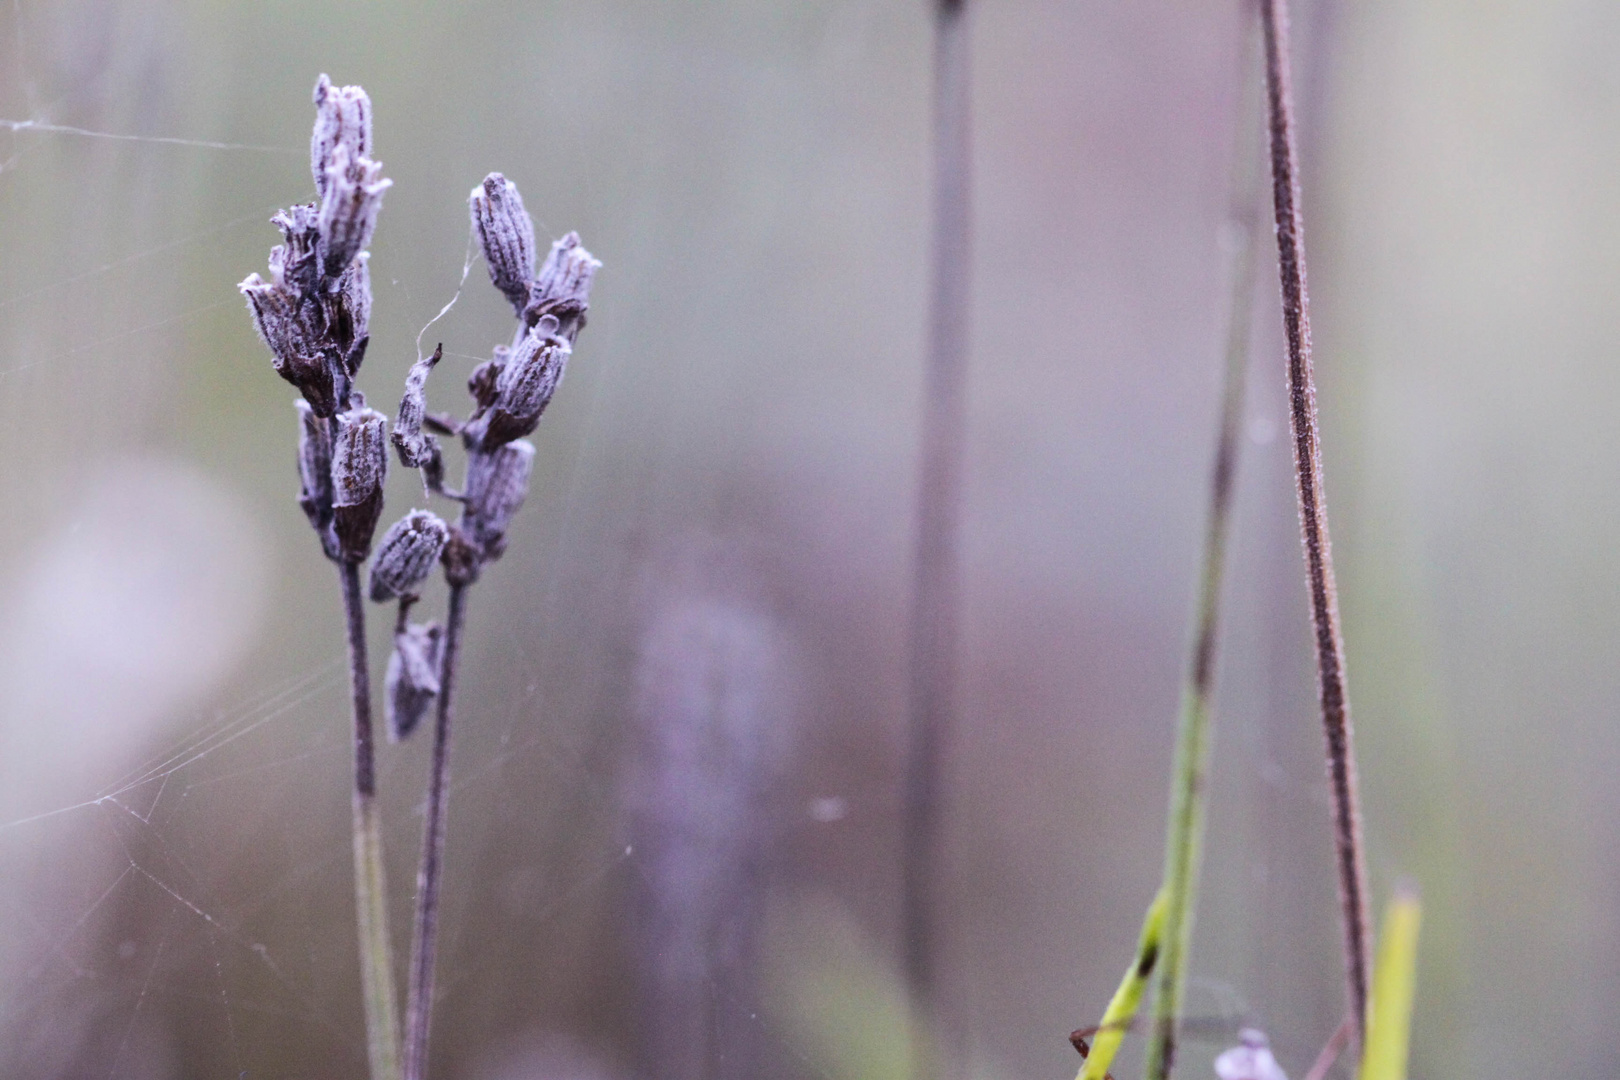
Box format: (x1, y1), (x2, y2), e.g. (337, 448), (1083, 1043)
(403, 581), (468, 1080)
(340, 559), (404, 1080)
(1140, 10), (1266, 1079)
(1077, 890), (1165, 1080)
(903, 0), (971, 1064)
(1259, 0), (1372, 1042)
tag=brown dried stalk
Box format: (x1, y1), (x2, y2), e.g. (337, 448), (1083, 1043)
(1259, 0), (1372, 1040)
(903, 0), (972, 1062)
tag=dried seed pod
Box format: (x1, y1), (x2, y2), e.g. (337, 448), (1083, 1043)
(240, 273), (343, 417)
(470, 173), (536, 315)
(311, 74), (373, 200)
(462, 328), (568, 450)
(1214, 1030), (1288, 1080)
(332, 252), (372, 370)
(525, 231), (600, 341)
(317, 142), (391, 282)
(391, 344), (442, 473)
(386, 620), (443, 742)
(369, 510), (450, 602)
(331, 406), (389, 561)
(463, 439), (535, 560)
(295, 400), (340, 560)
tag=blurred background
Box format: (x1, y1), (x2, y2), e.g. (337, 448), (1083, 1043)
(1, 1), (1616, 1077)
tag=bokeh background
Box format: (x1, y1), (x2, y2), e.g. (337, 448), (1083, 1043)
(1, 1), (1616, 1077)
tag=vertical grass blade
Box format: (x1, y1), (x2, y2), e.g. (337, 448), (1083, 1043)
(1357, 889), (1422, 1080)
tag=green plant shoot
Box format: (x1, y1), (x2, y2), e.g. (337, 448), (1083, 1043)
(1077, 889), (1166, 1080)
(1358, 887), (1422, 1080)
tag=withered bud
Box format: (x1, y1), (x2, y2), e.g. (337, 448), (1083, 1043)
(369, 510), (450, 602)
(318, 143), (390, 282)
(467, 346), (508, 414)
(331, 406), (389, 561)
(470, 173), (536, 314)
(385, 620), (443, 742)
(463, 328), (569, 449)
(240, 273), (343, 417)
(295, 400), (340, 560)
(311, 75), (373, 200)
(332, 253), (372, 368)
(440, 525), (483, 586)
(524, 231), (600, 341)
(392, 345), (446, 493)
(463, 439), (535, 560)
(268, 203), (321, 296)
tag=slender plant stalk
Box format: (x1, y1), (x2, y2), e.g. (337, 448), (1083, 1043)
(1302, 1016), (1354, 1080)
(1357, 888), (1421, 1080)
(1075, 890), (1165, 1080)
(339, 559), (404, 1080)
(1259, 0), (1373, 1039)
(403, 581), (468, 1080)
(1131, 9), (1267, 1078)
(903, 0), (971, 1062)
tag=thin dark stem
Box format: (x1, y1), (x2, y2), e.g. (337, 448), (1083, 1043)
(903, 0), (971, 1068)
(1259, 0), (1372, 1042)
(339, 559), (403, 1080)
(403, 581), (468, 1080)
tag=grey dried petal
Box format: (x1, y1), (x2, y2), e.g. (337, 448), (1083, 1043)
(463, 329), (568, 449)
(524, 231), (600, 341)
(463, 439), (535, 561)
(470, 173), (536, 314)
(268, 203), (321, 295)
(385, 620), (443, 742)
(369, 510), (450, 602)
(331, 406), (388, 561)
(295, 400), (340, 560)
(1214, 1030), (1288, 1080)
(311, 74), (373, 200)
(240, 273), (343, 417)
(317, 143), (390, 282)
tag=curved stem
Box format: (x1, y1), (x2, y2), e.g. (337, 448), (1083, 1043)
(1260, 0), (1372, 1042)
(403, 582), (468, 1080)
(339, 559), (404, 1080)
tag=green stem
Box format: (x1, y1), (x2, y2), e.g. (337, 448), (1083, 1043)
(1076, 890), (1166, 1080)
(1140, 9), (1265, 1078)
(1357, 888), (1422, 1080)
(340, 560), (403, 1080)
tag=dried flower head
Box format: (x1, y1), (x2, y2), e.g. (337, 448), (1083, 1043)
(1214, 1030), (1288, 1080)
(463, 327), (569, 450)
(463, 439), (535, 560)
(370, 510), (451, 602)
(240, 273), (344, 417)
(318, 142), (391, 282)
(470, 173), (537, 315)
(525, 231), (600, 341)
(268, 202), (322, 296)
(311, 74), (373, 200)
(331, 406), (389, 561)
(386, 620), (443, 742)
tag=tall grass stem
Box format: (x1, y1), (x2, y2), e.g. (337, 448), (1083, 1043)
(340, 559), (404, 1080)
(1136, 8), (1265, 1077)
(1259, 0), (1373, 1038)
(403, 581), (468, 1080)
